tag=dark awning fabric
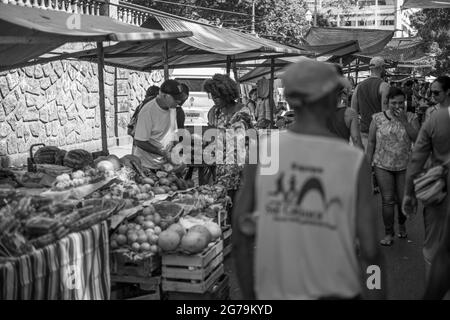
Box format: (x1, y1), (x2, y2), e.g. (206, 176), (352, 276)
(403, 0), (450, 8)
(75, 12), (308, 71)
(305, 27), (394, 56)
(239, 41), (362, 83)
(0, 4), (192, 69)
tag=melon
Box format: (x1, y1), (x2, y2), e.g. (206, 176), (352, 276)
(167, 223), (186, 238)
(34, 146), (62, 165)
(96, 160), (114, 173)
(188, 225), (212, 244)
(158, 230), (181, 251)
(63, 149), (93, 170)
(204, 222), (221, 241)
(180, 231), (209, 254)
(106, 155), (121, 171)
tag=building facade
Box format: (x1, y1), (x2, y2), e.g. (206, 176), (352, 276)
(306, 0), (416, 38)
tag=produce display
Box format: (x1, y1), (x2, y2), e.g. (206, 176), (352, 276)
(0, 190), (120, 258)
(110, 201), (222, 256)
(52, 169), (105, 191)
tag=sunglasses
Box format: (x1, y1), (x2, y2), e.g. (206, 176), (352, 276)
(431, 90), (442, 96)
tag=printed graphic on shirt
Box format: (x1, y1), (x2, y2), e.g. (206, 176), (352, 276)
(265, 163), (342, 230)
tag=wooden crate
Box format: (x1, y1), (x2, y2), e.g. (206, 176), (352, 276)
(110, 277), (161, 300)
(110, 251), (161, 278)
(162, 240), (225, 294)
(166, 274), (230, 300)
(222, 226), (232, 258)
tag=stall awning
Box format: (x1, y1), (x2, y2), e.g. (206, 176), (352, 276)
(74, 11), (308, 71)
(0, 4), (193, 69)
(305, 27), (394, 56)
(403, 0), (450, 8)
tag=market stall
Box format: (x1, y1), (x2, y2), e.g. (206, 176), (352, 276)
(0, 4), (199, 300)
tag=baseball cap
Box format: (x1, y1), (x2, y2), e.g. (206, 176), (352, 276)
(280, 58), (351, 103)
(160, 79), (184, 101)
(369, 56), (386, 69)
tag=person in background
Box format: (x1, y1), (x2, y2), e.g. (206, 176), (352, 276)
(424, 76), (450, 123)
(132, 80), (185, 169)
(246, 88), (258, 120)
(366, 87), (419, 246)
(327, 64), (364, 149)
(403, 80), (417, 114)
(127, 85), (160, 137)
(176, 83), (190, 129)
(254, 78), (273, 123)
(403, 75), (450, 280)
(233, 59), (384, 300)
(351, 56), (390, 149)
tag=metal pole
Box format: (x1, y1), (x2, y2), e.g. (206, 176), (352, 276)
(226, 56), (231, 76)
(269, 58), (275, 125)
(232, 57), (241, 102)
(355, 58), (360, 85)
(163, 40), (169, 81)
(314, 0), (318, 27)
(97, 41), (108, 154)
(251, 0), (256, 35)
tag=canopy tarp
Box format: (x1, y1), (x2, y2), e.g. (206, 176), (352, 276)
(75, 12), (308, 71)
(0, 4), (192, 69)
(239, 41), (362, 83)
(363, 37), (426, 62)
(305, 27), (394, 56)
(403, 0), (450, 8)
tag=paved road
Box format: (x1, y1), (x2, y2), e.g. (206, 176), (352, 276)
(225, 193), (427, 300)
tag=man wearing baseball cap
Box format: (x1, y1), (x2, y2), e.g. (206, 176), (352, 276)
(351, 56), (390, 148)
(233, 59), (385, 300)
(133, 79), (185, 169)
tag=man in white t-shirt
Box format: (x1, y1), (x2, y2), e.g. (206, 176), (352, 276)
(233, 59), (385, 300)
(133, 80), (185, 169)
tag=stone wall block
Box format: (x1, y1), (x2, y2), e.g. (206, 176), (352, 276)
(16, 122), (24, 138)
(23, 107), (39, 122)
(58, 134), (66, 147)
(0, 75), (9, 99)
(7, 115), (17, 131)
(53, 61), (64, 77)
(24, 67), (34, 78)
(34, 65), (44, 79)
(39, 107), (49, 123)
(66, 104), (77, 120)
(42, 64), (52, 77)
(66, 132), (76, 145)
(40, 77), (52, 90)
(29, 122), (44, 137)
(0, 122), (11, 138)
(58, 105), (68, 126)
(3, 93), (16, 116)
(51, 121), (59, 137)
(6, 136), (18, 154)
(47, 101), (58, 122)
(6, 72), (20, 91)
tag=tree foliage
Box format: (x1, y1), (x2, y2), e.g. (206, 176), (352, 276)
(410, 8), (450, 75)
(126, 0), (310, 45)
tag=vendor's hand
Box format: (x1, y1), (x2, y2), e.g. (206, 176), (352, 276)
(402, 195), (417, 219)
(393, 108), (408, 124)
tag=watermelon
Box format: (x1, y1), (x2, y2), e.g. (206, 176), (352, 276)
(34, 146), (62, 165)
(63, 149), (94, 170)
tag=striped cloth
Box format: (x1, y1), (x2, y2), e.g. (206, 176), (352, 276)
(0, 222), (110, 300)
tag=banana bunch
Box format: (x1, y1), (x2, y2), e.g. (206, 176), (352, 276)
(414, 165), (447, 206)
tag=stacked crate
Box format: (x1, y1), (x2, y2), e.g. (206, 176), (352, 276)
(110, 251), (162, 300)
(162, 240), (229, 299)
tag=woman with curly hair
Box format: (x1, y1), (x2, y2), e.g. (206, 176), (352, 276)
(202, 74), (254, 190)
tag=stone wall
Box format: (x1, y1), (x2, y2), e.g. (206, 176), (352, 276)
(0, 46), (163, 166)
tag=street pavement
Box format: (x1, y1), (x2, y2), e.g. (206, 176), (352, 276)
(225, 193), (427, 300)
